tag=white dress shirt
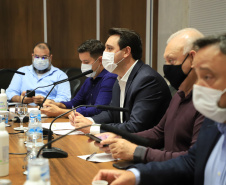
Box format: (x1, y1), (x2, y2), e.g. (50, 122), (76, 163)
(89, 60), (138, 134)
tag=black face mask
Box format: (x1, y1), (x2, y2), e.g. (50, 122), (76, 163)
(163, 54), (191, 90)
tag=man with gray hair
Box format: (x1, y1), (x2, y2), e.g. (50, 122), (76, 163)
(90, 28), (204, 163)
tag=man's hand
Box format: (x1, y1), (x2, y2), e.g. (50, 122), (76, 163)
(88, 132), (121, 153)
(68, 112), (92, 133)
(32, 95), (45, 105)
(93, 169), (136, 185)
(44, 99), (55, 104)
(41, 103), (64, 117)
(21, 91), (33, 104)
(101, 138), (137, 160)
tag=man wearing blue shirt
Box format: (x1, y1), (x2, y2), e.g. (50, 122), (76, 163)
(41, 39), (117, 117)
(6, 42), (71, 105)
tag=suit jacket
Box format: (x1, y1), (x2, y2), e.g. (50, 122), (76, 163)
(92, 60), (171, 133)
(133, 118), (221, 185)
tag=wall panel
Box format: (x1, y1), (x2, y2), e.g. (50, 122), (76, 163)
(100, 0), (147, 62)
(0, 0), (44, 69)
(47, 0), (96, 68)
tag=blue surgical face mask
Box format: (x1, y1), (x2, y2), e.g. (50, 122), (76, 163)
(33, 58), (50, 71)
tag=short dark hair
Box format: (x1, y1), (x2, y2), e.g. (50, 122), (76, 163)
(108, 28), (142, 60)
(33, 42), (52, 55)
(77, 39), (105, 59)
(194, 33), (226, 54)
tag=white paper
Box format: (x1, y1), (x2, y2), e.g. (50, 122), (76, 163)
(77, 153), (116, 163)
(42, 122), (84, 135)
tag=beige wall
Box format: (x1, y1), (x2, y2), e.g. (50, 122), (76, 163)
(157, 0), (189, 76)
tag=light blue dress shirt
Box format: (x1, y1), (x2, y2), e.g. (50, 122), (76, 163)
(6, 65), (71, 102)
(128, 168), (140, 185)
(204, 122), (226, 185)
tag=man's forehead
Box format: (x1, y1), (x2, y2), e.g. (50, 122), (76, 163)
(164, 42), (184, 59)
(194, 45), (226, 72)
(105, 35), (120, 46)
(34, 47), (50, 55)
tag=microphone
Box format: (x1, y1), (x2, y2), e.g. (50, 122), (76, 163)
(0, 69), (25, 75)
(53, 69), (93, 85)
(38, 70), (93, 109)
(36, 124), (95, 158)
(42, 104), (129, 158)
(100, 124), (151, 147)
(95, 105), (129, 112)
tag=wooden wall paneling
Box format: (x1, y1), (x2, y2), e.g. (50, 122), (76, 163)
(100, 0), (147, 62)
(0, 0), (44, 69)
(47, 0), (96, 69)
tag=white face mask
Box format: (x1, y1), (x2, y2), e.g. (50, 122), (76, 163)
(33, 58), (49, 71)
(81, 58), (100, 78)
(102, 51), (125, 73)
(193, 84), (226, 123)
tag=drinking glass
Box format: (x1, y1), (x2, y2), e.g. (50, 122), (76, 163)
(14, 104), (28, 131)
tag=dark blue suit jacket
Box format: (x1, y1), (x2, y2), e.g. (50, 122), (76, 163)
(92, 60), (171, 132)
(133, 118), (221, 185)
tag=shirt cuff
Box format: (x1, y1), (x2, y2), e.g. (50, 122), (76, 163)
(90, 125), (100, 135)
(133, 146), (147, 163)
(127, 168), (140, 185)
(87, 117), (100, 134)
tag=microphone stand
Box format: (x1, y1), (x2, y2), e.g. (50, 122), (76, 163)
(41, 104), (128, 158)
(42, 105), (94, 158)
(21, 84), (53, 104)
(38, 85), (55, 110)
(36, 124), (95, 158)
(38, 69), (93, 110)
(0, 68), (25, 75)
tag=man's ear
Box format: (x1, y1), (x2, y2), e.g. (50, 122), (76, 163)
(124, 46), (131, 58)
(190, 50), (196, 68)
(98, 56), (102, 64)
(50, 54), (53, 60)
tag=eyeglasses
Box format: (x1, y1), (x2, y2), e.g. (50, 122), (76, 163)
(33, 55), (50, 60)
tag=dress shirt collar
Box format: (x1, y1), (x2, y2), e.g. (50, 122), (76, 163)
(90, 69), (108, 82)
(217, 122), (226, 135)
(28, 64), (56, 78)
(117, 60), (138, 83)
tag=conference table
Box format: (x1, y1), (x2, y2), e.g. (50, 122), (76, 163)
(1, 116), (115, 185)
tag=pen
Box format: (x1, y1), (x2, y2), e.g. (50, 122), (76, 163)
(72, 106), (76, 116)
(86, 152), (97, 161)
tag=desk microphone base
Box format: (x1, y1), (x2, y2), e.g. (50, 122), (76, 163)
(42, 147), (68, 158)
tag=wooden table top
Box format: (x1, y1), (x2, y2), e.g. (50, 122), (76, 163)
(0, 117), (115, 185)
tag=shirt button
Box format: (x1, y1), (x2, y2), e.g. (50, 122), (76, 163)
(217, 171), (221, 176)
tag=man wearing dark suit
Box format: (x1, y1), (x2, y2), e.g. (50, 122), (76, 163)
(69, 28), (171, 134)
(92, 33), (226, 185)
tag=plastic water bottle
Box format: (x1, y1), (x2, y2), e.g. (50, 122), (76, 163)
(27, 158), (51, 185)
(24, 166), (45, 185)
(0, 122), (9, 177)
(0, 89), (8, 111)
(26, 110), (44, 151)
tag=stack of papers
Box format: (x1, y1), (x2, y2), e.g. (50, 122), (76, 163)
(42, 122), (84, 135)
